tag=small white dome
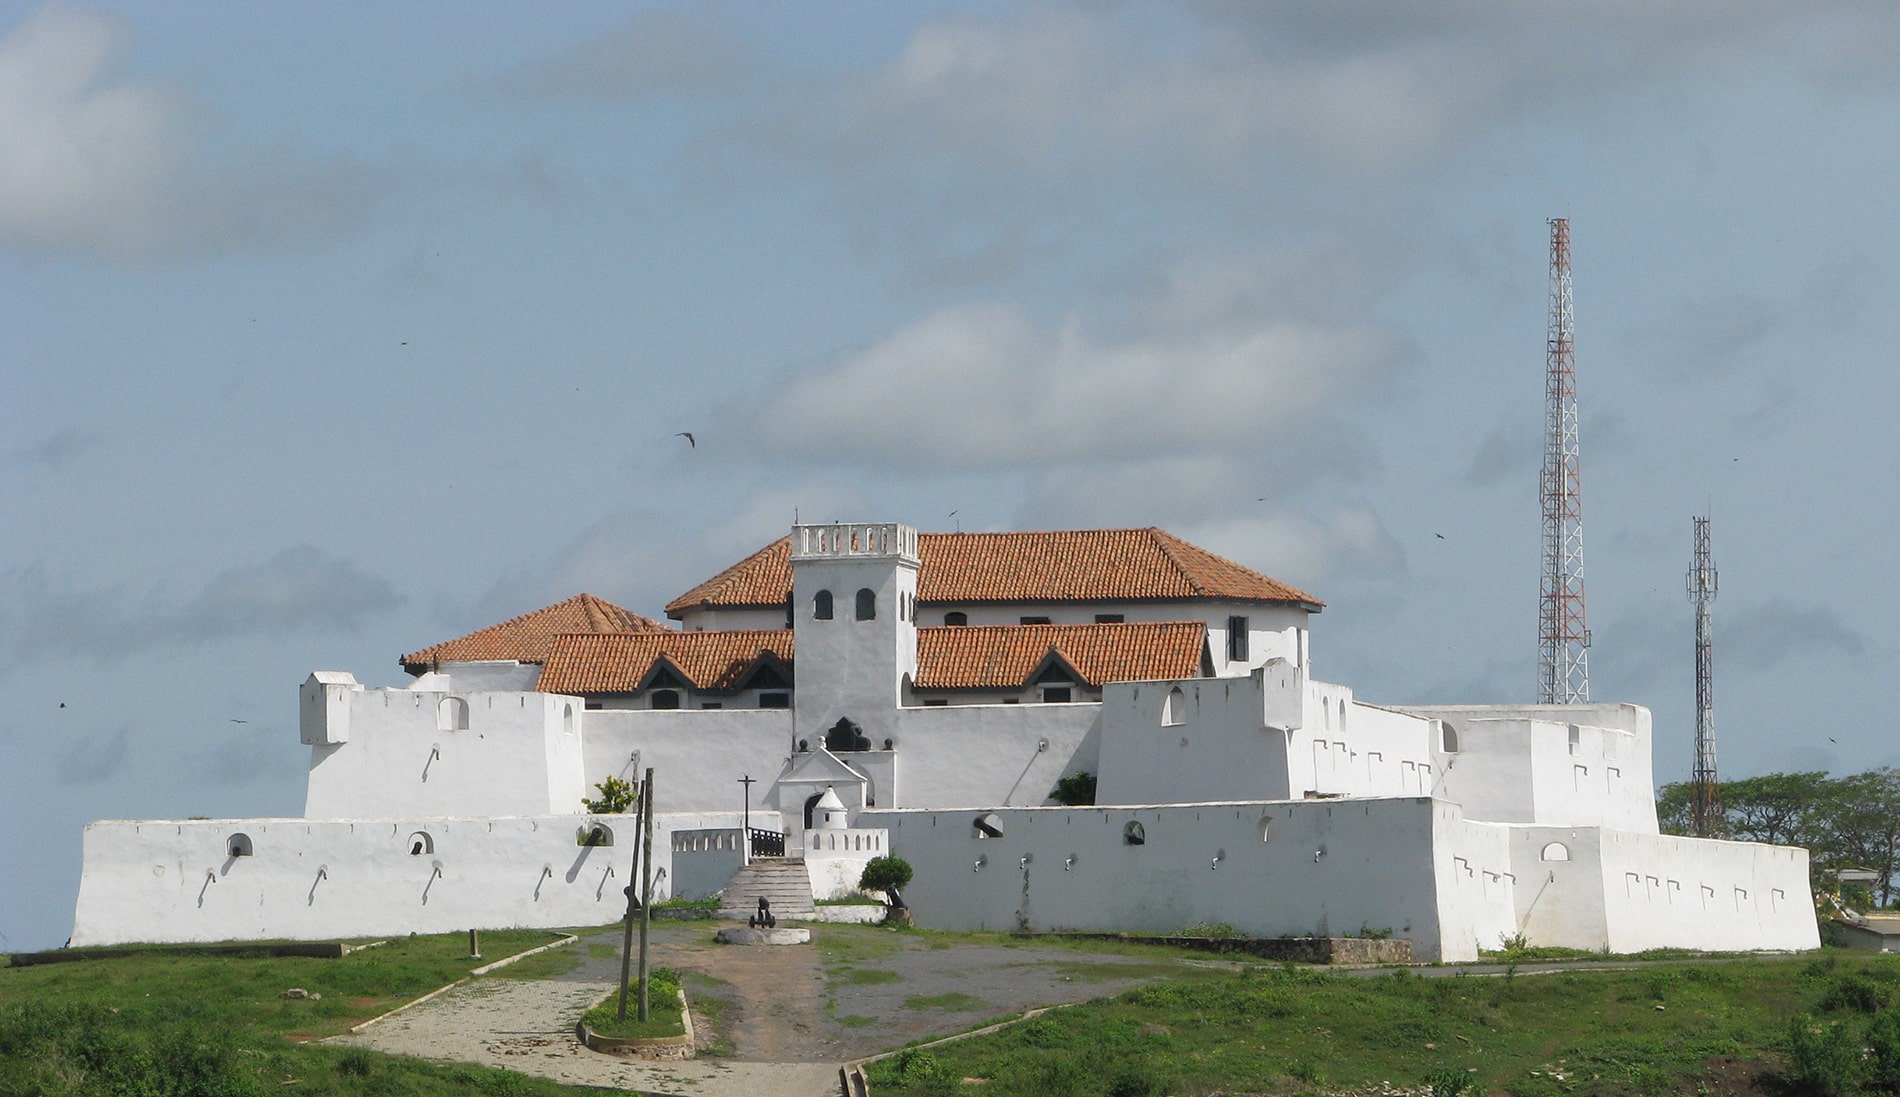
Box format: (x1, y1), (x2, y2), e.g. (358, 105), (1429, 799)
(813, 786), (848, 830)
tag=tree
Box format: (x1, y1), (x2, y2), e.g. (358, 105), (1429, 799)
(1721, 771), (1834, 848)
(1819, 768), (1900, 908)
(583, 776), (636, 814)
(859, 855), (913, 910)
(1049, 771), (1097, 806)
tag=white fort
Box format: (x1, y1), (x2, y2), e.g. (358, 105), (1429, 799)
(71, 522), (1818, 960)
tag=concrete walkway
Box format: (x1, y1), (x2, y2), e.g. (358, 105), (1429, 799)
(331, 973), (840, 1097)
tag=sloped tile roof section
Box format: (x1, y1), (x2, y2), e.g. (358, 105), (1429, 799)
(400, 594), (668, 673)
(914, 621), (1207, 690)
(664, 529), (1320, 617)
(536, 630), (794, 694)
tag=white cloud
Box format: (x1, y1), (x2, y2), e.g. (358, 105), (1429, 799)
(0, 6), (177, 253)
(739, 300), (1398, 472)
(0, 6), (393, 257)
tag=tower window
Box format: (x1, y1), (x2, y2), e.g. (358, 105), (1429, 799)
(813, 590), (833, 620)
(856, 588), (877, 620)
(1227, 617), (1249, 661)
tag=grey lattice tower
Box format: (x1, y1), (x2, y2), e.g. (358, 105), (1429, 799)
(1687, 515), (1721, 836)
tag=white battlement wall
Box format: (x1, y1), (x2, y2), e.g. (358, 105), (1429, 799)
(70, 811), (750, 947)
(304, 689), (586, 820)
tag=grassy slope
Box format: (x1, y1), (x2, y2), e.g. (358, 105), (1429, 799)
(866, 950), (1900, 1097)
(0, 931), (602, 1097)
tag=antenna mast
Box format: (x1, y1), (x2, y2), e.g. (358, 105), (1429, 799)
(1539, 218), (1590, 704)
(1687, 515), (1720, 836)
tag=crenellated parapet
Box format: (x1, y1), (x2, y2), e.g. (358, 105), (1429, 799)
(791, 522), (918, 562)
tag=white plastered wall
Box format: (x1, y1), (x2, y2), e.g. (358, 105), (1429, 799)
(70, 811), (750, 947)
(891, 702), (1100, 809)
(860, 797), (1488, 961)
(579, 708), (796, 817)
(304, 690), (586, 819)
(1408, 704), (1657, 831)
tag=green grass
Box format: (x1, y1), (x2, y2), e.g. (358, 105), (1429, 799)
(866, 951), (1900, 1097)
(0, 929), (599, 1097)
(578, 969), (685, 1039)
(903, 991), (985, 1011)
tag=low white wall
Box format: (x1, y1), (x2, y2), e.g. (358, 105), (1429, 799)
(860, 797), (1472, 961)
(891, 703), (1101, 809)
(1590, 829), (1817, 953)
(71, 811), (751, 947)
(669, 827), (747, 900)
(805, 827), (889, 899)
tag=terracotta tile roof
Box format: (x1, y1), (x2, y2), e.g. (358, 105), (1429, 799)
(665, 529), (1319, 617)
(401, 594), (668, 673)
(536, 630), (793, 695)
(913, 621), (1207, 690)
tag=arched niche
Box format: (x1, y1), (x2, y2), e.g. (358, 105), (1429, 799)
(1162, 687), (1185, 727)
(974, 812), (1004, 839)
(1123, 821), (1146, 846)
(227, 832), (254, 858)
(407, 831), (434, 856)
(1540, 842), (1570, 862)
(437, 696), (469, 732)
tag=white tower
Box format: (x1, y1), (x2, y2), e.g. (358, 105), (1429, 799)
(789, 522), (920, 754)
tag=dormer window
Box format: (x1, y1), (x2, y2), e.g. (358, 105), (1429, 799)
(1227, 616), (1249, 662)
(650, 690), (681, 710)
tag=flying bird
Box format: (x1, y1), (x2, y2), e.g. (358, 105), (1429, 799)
(675, 432), (696, 448)
(229, 719), (249, 725)
(1435, 533), (1446, 540)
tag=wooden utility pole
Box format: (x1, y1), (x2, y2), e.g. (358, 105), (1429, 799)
(615, 773), (644, 1022)
(637, 766), (656, 1021)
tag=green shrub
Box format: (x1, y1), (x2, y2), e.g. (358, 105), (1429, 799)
(859, 856), (914, 905)
(1786, 1013), (1865, 1096)
(1426, 1068), (1487, 1097)
(1049, 771), (1097, 806)
(1820, 971), (1899, 1014)
(1868, 1008), (1900, 1093)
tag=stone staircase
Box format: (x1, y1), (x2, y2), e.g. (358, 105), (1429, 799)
(716, 857), (815, 920)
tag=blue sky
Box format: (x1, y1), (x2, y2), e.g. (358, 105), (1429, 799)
(5, 2), (1898, 951)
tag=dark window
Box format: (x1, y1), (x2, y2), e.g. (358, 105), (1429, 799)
(700, 702), (723, 709)
(584, 702), (603, 711)
(1042, 687), (1072, 703)
(650, 690), (681, 710)
(1094, 613), (1124, 623)
(923, 699), (948, 707)
(943, 611), (968, 626)
(856, 588), (876, 620)
(758, 692), (790, 709)
(1227, 616), (1249, 661)
(1020, 615), (1052, 625)
(814, 590), (833, 620)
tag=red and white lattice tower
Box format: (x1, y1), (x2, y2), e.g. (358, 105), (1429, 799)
(1538, 218), (1590, 704)
(1687, 515), (1721, 836)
